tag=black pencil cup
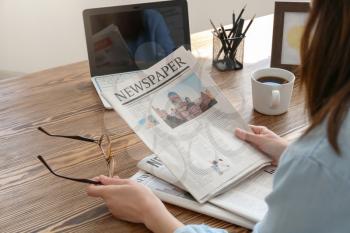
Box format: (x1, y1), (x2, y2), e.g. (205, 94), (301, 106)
(212, 34), (244, 72)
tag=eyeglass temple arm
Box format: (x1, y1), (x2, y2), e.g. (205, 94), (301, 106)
(38, 127), (97, 143)
(37, 155), (101, 185)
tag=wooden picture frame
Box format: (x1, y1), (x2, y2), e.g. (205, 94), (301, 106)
(271, 2), (310, 72)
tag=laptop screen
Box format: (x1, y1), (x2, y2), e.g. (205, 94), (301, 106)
(84, 1), (191, 76)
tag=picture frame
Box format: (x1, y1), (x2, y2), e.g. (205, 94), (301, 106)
(271, 2), (310, 72)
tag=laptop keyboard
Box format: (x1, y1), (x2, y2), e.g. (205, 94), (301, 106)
(95, 74), (124, 89)
(95, 71), (138, 89)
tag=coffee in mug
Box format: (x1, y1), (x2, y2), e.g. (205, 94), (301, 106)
(251, 68), (295, 115)
(256, 76), (289, 85)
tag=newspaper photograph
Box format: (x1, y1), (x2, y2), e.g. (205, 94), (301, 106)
(102, 46), (271, 203)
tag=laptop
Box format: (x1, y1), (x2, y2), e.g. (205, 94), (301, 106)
(83, 0), (191, 109)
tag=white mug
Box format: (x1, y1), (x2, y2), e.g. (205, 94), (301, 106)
(251, 68), (295, 115)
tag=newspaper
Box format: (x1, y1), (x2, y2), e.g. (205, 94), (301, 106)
(131, 171), (255, 229)
(102, 47), (271, 203)
(138, 154), (274, 222)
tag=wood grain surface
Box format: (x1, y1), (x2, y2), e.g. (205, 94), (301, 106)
(0, 15), (308, 233)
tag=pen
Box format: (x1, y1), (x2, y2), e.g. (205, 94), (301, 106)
(230, 11), (235, 38)
(220, 24), (227, 39)
(220, 24), (231, 48)
(228, 4), (246, 38)
(232, 11), (235, 26)
(228, 18), (244, 51)
(235, 18), (245, 37)
(230, 15), (255, 61)
(220, 32), (230, 59)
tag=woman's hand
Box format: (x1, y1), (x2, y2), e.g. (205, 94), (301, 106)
(235, 125), (288, 164)
(87, 176), (183, 233)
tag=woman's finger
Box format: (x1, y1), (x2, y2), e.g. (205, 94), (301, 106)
(235, 128), (263, 146)
(99, 175), (131, 186)
(91, 176), (101, 182)
(235, 128), (248, 140)
(87, 183), (123, 198)
(86, 184), (108, 198)
(249, 125), (267, 134)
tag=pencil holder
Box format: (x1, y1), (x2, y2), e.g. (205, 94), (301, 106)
(212, 34), (244, 72)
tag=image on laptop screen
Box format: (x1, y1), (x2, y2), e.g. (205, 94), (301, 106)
(85, 2), (190, 76)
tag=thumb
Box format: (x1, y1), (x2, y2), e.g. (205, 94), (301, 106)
(235, 128), (263, 146)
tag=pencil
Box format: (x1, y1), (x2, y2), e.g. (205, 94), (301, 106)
(210, 19), (220, 36)
(242, 15), (255, 37)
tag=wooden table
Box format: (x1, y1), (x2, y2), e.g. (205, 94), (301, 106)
(0, 15), (308, 233)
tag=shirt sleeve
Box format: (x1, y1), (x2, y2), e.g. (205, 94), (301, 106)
(174, 225), (228, 233)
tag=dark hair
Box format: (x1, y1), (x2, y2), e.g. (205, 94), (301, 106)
(300, 0), (350, 154)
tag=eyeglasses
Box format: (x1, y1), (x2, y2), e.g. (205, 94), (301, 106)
(37, 127), (115, 185)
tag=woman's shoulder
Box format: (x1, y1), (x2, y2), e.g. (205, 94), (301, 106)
(281, 109), (350, 180)
(338, 109), (350, 152)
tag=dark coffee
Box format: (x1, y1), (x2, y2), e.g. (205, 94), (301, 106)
(257, 76), (289, 85)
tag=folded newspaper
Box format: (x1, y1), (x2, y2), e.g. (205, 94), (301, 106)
(131, 170), (256, 229)
(102, 46), (271, 203)
(131, 154), (275, 229)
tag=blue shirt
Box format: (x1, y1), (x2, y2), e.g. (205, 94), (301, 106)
(175, 110), (350, 233)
